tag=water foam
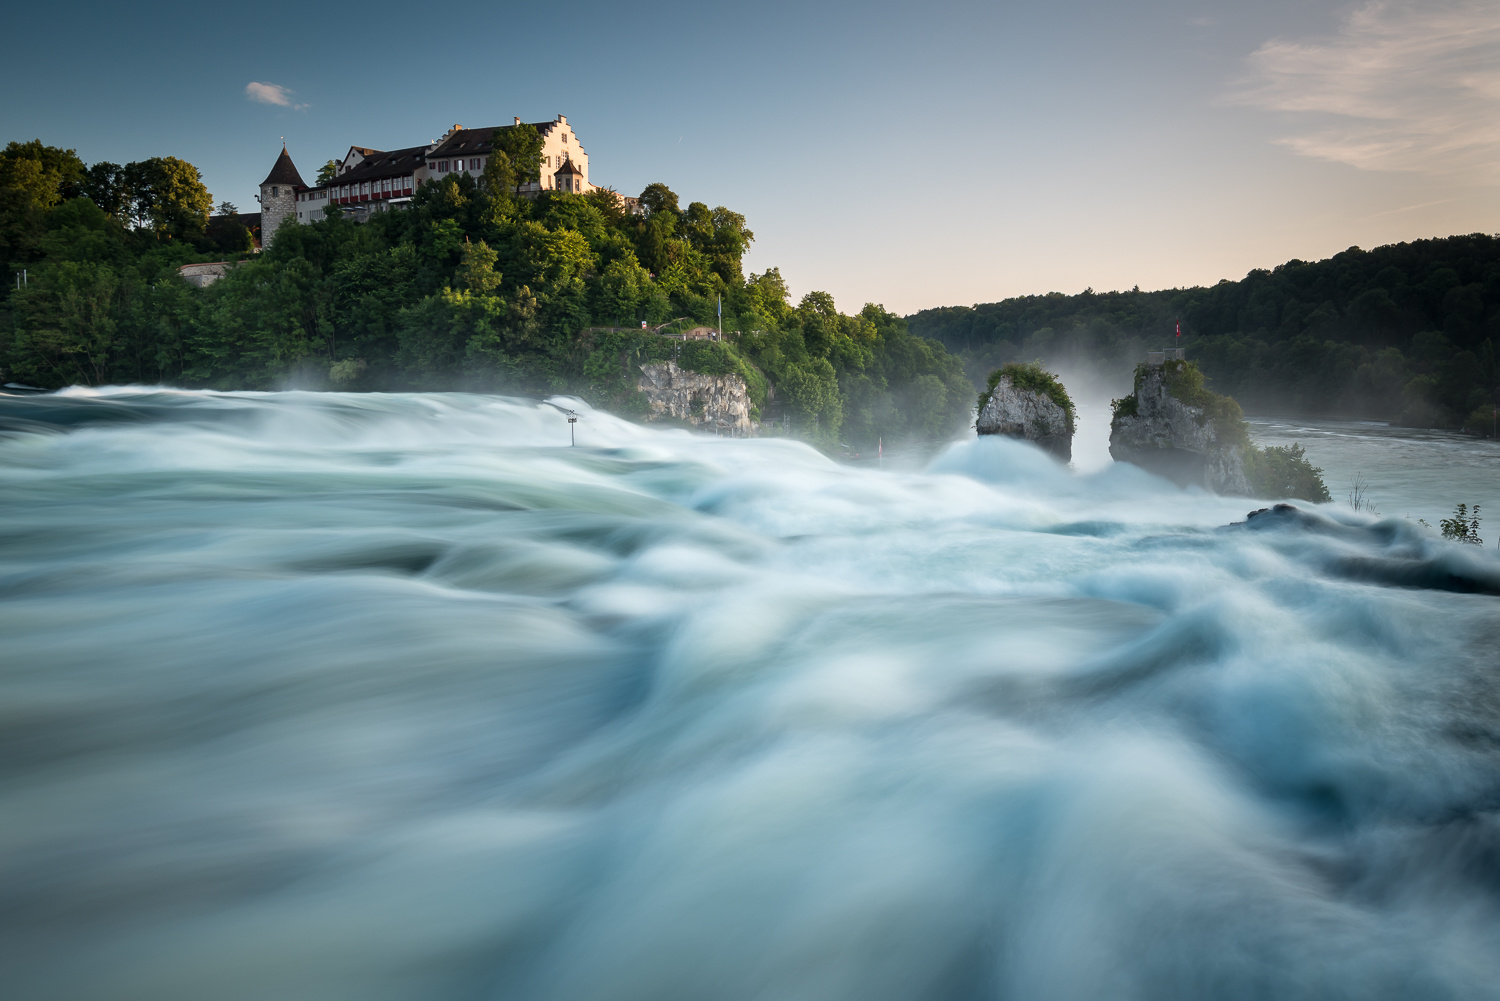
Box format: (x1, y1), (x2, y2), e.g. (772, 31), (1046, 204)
(1, 388), (1498, 1000)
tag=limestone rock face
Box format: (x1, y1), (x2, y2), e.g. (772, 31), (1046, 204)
(1109, 365), (1250, 493)
(976, 376), (1073, 460)
(638, 361), (756, 434)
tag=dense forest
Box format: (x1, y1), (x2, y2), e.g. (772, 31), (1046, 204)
(0, 138), (971, 448)
(909, 235), (1500, 430)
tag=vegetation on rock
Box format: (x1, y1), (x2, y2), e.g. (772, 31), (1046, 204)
(978, 361), (1075, 432)
(1114, 359), (1330, 502)
(1153, 359), (1249, 446)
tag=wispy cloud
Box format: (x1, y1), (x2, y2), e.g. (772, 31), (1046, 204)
(1233, 0), (1500, 181)
(245, 81), (308, 111)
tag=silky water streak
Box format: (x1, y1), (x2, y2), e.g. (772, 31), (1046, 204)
(2, 387), (1499, 1001)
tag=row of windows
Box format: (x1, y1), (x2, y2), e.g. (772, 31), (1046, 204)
(308, 151), (585, 200)
(433, 157), (487, 172)
(318, 176), (416, 199)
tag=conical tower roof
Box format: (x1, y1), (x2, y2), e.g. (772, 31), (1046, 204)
(260, 146), (306, 187)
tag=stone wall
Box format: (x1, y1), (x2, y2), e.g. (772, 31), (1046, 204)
(259, 185), (296, 251)
(176, 262), (237, 288)
(637, 361), (755, 434)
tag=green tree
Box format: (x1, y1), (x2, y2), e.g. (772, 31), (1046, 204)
(0, 140), (86, 213)
(6, 260), (129, 386)
(1, 141), (88, 271)
(638, 183), (679, 219)
(82, 162), (130, 219)
(455, 238), (502, 295)
(327, 244), (420, 380)
(492, 124), (544, 195)
(587, 253), (657, 325)
(780, 357), (843, 442)
(317, 160), (340, 185)
(126, 157), (213, 240)
(747, 268), (791, 323)
(479, 149), (516, 204)
(191, 257), (327, 387)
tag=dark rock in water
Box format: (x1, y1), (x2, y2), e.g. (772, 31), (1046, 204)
(976, 375), (1073, 461)
(1227, 504), (1500, 595)
(1109, 363), (1249, 493)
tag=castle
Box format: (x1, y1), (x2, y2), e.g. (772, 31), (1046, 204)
(258, 114), (610, 249)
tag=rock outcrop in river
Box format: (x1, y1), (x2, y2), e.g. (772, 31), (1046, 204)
(1109, 360), (1252, 493)
(638, 361), (756, 435)
(976, 363), (1075, 460)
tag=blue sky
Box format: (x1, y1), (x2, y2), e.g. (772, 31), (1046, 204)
(3, 0), (1496, 314)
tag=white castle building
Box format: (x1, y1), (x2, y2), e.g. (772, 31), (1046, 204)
(258, 115), (609, 249)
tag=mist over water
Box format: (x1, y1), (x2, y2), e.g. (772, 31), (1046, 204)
(4, 388), (1500, 1001)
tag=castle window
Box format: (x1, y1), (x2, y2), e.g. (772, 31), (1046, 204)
(271, 186), (278, 197)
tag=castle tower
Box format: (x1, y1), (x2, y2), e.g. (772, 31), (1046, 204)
(258, 145), (306, 250)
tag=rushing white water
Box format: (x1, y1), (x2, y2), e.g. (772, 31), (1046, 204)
(3, 388), (1500, 1001)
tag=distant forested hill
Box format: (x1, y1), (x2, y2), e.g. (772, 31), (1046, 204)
(909, 234), (1500, 429)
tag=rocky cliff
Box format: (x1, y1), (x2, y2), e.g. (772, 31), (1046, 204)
(1109, 362), (1251, 493)
(638, 361), (756, 435)
(976, 368), (1074, 460)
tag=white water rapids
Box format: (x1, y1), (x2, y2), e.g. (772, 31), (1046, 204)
(3, 388), (1500, 1001)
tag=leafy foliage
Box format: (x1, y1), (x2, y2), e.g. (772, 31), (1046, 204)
(1243, 444), (1331, 503)
(1440, 503), (1483, 545)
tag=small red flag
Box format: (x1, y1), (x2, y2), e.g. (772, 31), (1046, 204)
(1176, 320), (1181, 338)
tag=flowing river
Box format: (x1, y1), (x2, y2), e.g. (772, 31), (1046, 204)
(3, 388), (1499, 1001)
